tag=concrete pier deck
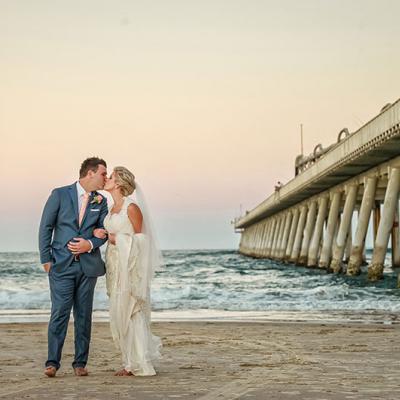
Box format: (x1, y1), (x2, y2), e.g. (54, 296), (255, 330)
(235, 99), (400, 282)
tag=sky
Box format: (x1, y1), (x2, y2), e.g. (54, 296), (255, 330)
(1, 0), (400, 251)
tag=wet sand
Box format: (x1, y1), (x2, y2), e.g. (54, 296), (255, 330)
(0, 321), (399, 399)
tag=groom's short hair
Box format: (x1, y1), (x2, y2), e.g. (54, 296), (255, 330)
(79, 157), (107, 178)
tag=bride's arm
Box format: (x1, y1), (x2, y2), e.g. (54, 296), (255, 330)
(127, 203), (143, 234)
(92, 228), (116, 245)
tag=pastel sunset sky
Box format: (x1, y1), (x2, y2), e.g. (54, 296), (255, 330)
(1, 0), (400, 251)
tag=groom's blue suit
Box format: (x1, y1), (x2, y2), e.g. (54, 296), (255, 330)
(39, 183), (108, 370)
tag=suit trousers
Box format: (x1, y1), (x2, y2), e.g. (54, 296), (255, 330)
(46, 261), (97, 369)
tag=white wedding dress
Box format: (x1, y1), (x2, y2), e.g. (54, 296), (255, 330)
(104, 197), (162, 376)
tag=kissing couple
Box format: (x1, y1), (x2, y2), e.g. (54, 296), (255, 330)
(39, 157), (162, 378)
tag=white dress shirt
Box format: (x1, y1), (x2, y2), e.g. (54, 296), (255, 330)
(76, 181), (90, 210)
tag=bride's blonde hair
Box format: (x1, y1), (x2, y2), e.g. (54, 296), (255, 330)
(114, 166), (136, 196)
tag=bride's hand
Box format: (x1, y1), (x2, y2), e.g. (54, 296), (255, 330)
(93, 228), (108, 239)
(108, 233), (116, 245)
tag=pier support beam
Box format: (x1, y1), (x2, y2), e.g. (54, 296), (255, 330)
(299, 201), (317, 265)
(271, 217), (283, 259)
(245, 229), (250, 254)
(243, 228), (251, 255)
(253, 225), (260, 256)
(261, 220), (272, 257)
(392, 204), (400, 268)
(347, 176), (377, 276)
(373, 201), (381, 242)
(275, 214), (287, 260)
(278, 212), (292, 260)
(256, 224), (263, 256)
(344, 220), (353, 262)
(252, 225), (258, 255)
(249, 225), (257, 256)
(266, 218), (276, 258)
(290, 205), (308, 263)
(330, 184), (358, 273)
(319, 191), (341, 269)
(276, 216), (286, 258)
(285, 208), (299, 261)
(258, 222), (267, 256)
(260, 223), (268, 254)
(307, 196), (328, 267)
(368, 167), (400, 281)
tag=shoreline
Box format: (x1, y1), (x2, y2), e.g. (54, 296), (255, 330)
(0, 308), (399, 325)
(0, 320), (399, 399)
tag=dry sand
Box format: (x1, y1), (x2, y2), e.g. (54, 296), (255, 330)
(0, 321), (399, 399)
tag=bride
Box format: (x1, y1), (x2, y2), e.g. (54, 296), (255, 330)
(94, 166), (162, 376)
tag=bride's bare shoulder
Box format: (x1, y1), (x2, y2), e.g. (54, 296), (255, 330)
(127, 202), (142, 215)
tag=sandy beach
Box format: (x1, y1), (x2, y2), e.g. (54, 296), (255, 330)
(0, 320), (399, 399)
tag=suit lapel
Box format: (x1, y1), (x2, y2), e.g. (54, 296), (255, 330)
(68, 183), (80, 226)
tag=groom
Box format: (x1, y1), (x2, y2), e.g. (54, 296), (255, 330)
(39, 157), (109, 377)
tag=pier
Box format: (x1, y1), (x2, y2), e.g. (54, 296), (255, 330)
(235, 99), (400, 284)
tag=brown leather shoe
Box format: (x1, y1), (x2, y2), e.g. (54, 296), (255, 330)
(44, 366), (57, 378)
(74, 367), (88, 376)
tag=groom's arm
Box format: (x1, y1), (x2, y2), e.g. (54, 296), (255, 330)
(68, 197), (108, 254)
(87, 197), (108, 250)
(38, 189), (60, 264)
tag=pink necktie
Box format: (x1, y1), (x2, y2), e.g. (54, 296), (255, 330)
(79, 193), (90, 226)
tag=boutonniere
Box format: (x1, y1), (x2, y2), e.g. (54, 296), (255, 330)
(90, 194), (103, 204)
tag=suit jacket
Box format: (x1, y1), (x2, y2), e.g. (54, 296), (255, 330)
(38, 183), (108, 277)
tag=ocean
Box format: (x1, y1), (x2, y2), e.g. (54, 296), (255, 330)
(1, 250), (399, 323)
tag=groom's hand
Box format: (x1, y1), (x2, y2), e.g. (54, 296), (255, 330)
(67, 238), (92, 255)
(93, 228), (108, 239)
(43, 262), (52, 273)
